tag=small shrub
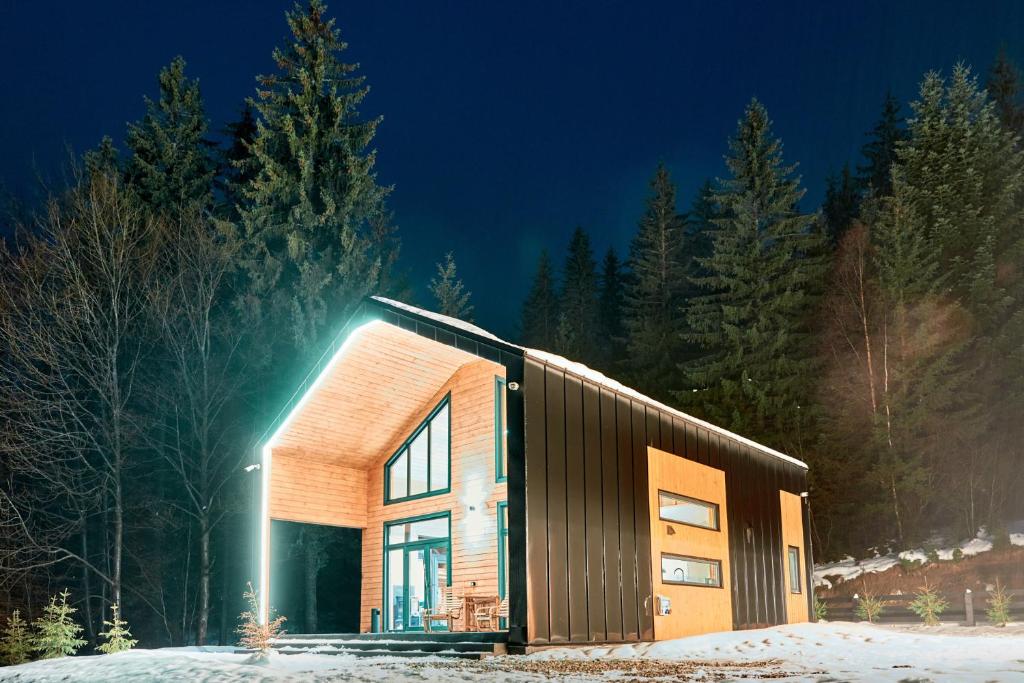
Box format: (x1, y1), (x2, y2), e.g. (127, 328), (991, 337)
(951, 548), (963, 562)
(986, 583), (1011, 627)
(899, 557), (922, 572)
(32, 590), (86, 659)
(97, 603), (137, 654)
(855, 593), (885, 623)
(237, 582), (286, 656)
(925, 548), (939, 564)
(0, 610), (33, 666)
(813, 598), (828, 621)
(991, 527), (1012, 551)
(908, 583), (948, 626)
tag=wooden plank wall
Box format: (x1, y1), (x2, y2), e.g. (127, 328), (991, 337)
(268, 451), (368, 528)
(647, 447), (732, 639)
(522, 356), (809, 645)
(358, 359), (507, 632)
(779, 490), (809, 623)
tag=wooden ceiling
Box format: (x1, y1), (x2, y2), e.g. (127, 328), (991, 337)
(268, 320), (488, 468)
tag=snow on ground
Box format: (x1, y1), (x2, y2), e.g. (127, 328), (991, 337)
(814, 525), (1024, 588)
(3, 622), (1024, 682)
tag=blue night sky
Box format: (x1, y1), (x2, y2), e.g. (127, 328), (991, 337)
(1, 1), (1022, 337)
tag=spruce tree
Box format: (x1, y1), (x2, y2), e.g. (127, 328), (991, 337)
(83, 136), (121, 180)
(96, 603), (137, 654)
(557, 227), (600, 362)
(680, 99), (826, 450)
(0, 610), (32, 666)
(624, 164), (688, 401)
(597, 247), (627, 370)
(216, 103), (259, 219)
(987, 49), (1024, 137)
(822, 163), (859, 243)
(857, 91), (906, 197)
(32, 590), (85, 660)
(126, 56), (214, 215)
(429, 252), (473, 321)
(239, 0), (395, 354)
(685, 179), (718, 280)
(520, 250), (559, 351)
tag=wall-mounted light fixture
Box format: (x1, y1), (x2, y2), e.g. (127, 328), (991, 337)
(507, 381), (520, 391)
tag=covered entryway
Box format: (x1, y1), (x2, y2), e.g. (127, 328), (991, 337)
(259, 316), (509, 635)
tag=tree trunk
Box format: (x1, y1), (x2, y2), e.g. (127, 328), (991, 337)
(81, 520), (95, 642)
(304, 533), (320, 633)
(197, 514), (211, 645)
(112, 466), (123, 612)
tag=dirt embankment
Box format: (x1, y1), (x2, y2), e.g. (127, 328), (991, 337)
(817, 546), (1024, 597)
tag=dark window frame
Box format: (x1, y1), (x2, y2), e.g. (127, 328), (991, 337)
(657, 489), (721, 531)
(660, 553), (724, 589)
(384, 394), (452, 505)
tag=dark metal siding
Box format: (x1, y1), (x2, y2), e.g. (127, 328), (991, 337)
(521, 356), (809, 645)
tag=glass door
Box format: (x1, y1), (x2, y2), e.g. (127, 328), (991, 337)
(384, 514), (451, 632)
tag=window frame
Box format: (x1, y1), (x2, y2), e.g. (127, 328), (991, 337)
(657, 489), (720, 531)
(787, 545), (802, 594)
(660, 553), (724, 589)
(494, 376), (507, 483)
(384, 394), (452, 505)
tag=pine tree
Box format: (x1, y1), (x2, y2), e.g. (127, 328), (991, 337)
(126, 56), (214, 214)
(239, 0), (396, 354)
(623, 164), (688, 401)
(0, 610), (32, 666)
(684, 179), (718, 281)
(987, 48), (1024, 137)
(892, 64), (1024, 536)
(429, 252), (473, 321)
(597, 248), (627, 370)
(96, 603), (137, 654)
(680, 99), (827, 450)
(237, 582), (285, 657)
(520, 250), (559, 351)
(557, 227), (600, 362)
(32, 590), (86, 660)
(857, 91), (905, 197)
(216, 102), (259, 219)
(83, 136), (121, 180)
(822, 163), (859, 243)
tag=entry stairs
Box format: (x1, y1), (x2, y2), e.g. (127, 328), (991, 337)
(264, 631), (508, 659)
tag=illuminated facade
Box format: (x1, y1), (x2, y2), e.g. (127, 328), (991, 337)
(258, 296), (813, 648)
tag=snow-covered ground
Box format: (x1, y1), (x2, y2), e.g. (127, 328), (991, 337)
(814, 523), (1024, 588)
(2, 622), (1024, 682)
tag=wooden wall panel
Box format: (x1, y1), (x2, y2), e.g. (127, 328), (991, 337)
(269, 453), (368, 529)
(544, 367), (569, 642)
(523, 359), (549, 643)
(615, 395), (639, 641)
(648, 446), (732, 639)
(358, 359), (507, 632)
(780, 490), (809, 623)
(582, 382), (606, 641)
(599, 389), (623, 641)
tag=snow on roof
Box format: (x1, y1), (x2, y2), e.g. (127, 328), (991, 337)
(372, 296), (808, 470)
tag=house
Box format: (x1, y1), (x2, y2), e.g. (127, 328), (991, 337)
(257, 296), (812, 649)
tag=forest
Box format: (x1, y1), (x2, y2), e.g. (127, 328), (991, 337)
(2, 0), (1024, 651)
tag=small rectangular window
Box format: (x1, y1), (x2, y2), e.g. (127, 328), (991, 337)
(661, 554), (722, 588)
(788, 546), (802, 593)
(658, 491), (719, 530)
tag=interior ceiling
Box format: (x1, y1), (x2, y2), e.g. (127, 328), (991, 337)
(270, 320), (486, 468)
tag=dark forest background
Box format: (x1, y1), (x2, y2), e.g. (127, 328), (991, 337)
(2, 0), (1024, 649)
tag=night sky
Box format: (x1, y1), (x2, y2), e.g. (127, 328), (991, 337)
(2, 1), (1022, 337)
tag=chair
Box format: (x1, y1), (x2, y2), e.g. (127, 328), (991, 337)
(423, 587), (463, 633)
(474, 596), (508, 631)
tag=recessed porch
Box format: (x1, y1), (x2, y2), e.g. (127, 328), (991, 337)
(260, 319), (509, 635)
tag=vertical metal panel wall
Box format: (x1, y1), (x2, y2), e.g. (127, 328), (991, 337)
(522, 356), (809, 645)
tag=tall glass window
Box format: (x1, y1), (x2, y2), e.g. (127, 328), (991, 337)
(495, 377), (507, 482)
(385, 396), (451, 504)
(788, 546), (802, 593)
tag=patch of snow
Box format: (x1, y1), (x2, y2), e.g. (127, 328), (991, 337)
(1011, 533), (1024, 547)
(5, 623), (1024, 682)
(371, 296), (808, 470)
